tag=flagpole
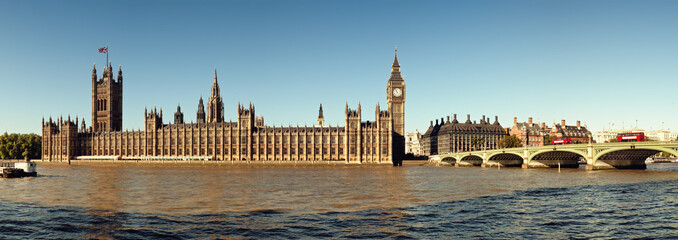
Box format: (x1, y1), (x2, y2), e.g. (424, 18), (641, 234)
(106, 44), (109, 65)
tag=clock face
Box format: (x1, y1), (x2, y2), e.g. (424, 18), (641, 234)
(393, 88), (402, 97)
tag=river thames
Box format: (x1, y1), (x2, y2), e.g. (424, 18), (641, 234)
(1, 162), (676, 239)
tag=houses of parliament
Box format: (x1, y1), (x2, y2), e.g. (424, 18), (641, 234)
(42, 51), (406, 165)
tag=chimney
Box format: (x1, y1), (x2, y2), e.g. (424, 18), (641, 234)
(528, 117), (533, 125)
(436, 119), (439, 125)
(446, 116), (450, 123)
(430, 121), (433, 126)
(513, 117), (517, 125)
(561, 119), (566, 126)
(482, 115), (486, 123)
(541, 122), (546, 129)
(577, 120), (581, 128)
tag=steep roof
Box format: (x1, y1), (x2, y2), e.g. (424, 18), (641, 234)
(515, 123), (545, 135)
(552, 125), (591, 138)
(437, 117), (506, 135)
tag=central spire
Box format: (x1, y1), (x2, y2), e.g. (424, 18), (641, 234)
(207, 67), (224, 123)
(211, 68), (220, 98)
(392, 45), (400, 69)
(214, 67), (218, 83)
(388, 46), (403, 82)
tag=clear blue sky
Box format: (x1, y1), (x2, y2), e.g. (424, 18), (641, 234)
(2, 0), (678, 134)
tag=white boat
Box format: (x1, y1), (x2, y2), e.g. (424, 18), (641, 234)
(0, 161), (37, 178)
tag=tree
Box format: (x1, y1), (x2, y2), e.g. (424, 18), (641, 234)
(0, 133), (42, 159)
(499, 135), (522, 148)
(544, 135), (554, 145)
(471, 137), (485, 151)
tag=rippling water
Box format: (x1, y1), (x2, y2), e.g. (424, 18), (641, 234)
(1, 162), (677, 239)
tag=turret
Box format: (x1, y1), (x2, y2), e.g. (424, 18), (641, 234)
(108, 61), (113, 77)
(174, 104), (184, 124)
(145, 107), (163, 130)
(117, 65), (123, 84)
(197, 97), (205, 123)
(317, 103), (324, 126)
(92, 63), (97, 83)
(237, 102), (255, 129)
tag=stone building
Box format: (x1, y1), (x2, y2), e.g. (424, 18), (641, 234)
(509, 117), (547, 147)
(549, 120), (591, 143)
(421, 114), (507, 155)
(42, 51), (406, 165)
(642, 130), (678, 141)
(405, 130), (422, 156)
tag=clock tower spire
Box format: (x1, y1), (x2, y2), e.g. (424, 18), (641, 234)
(387, 47), (405, 166)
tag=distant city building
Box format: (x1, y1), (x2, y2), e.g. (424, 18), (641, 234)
(42, 50), (406, 165)
(405, 130), (422, 156)
(593, 128), (678, 142)
(593, 130), (621, 143)
(550, 120), (591, 143)
(593, 128), (644, 143)
(421, 114), (507, 155)
(509, 117), (547, 147)
(645, 130), (678, 141)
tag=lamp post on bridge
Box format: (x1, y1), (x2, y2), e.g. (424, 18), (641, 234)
(525, 127), (529, 147)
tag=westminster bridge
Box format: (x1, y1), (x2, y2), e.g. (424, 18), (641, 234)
(428, 141), (678, 170)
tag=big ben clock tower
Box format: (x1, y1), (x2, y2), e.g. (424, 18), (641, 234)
(387, 47), (405, 166)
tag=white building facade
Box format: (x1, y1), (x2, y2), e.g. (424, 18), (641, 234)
(405, 130), (423, 156)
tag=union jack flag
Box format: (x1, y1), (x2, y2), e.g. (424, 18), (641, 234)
(98, 47), (108, 53)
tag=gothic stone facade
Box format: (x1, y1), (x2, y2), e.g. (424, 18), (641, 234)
(42, 52), (405, 165)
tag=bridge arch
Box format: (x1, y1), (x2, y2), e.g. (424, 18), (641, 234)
(592, 146), (678, 169)
(441, 157), (457, 163)
(487, 152), (522, 160)
(529, 149), (586, 161)
(485, 153), (523, 167)
(459, 154), (483, 166)
(595, 146), (678, 161)
(528, 150), (585, 168)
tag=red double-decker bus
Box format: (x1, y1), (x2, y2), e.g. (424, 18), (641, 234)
(552, 137), (571, 145)
(617, 132), (645, 142)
